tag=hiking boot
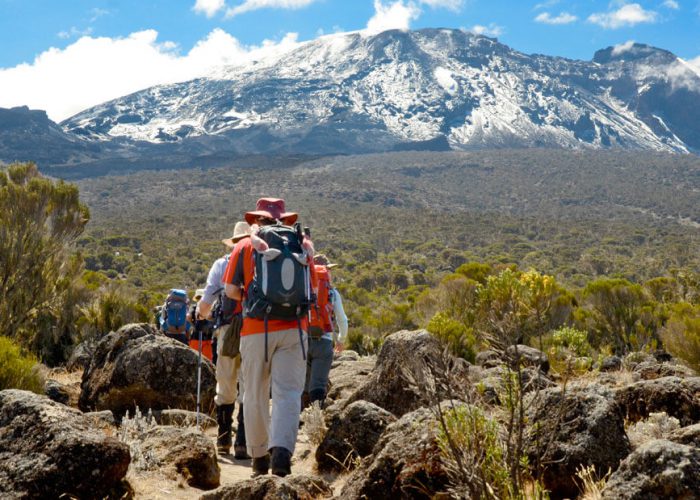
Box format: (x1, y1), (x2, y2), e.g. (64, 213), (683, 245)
(309, 388), (326, 409)
(234, 445), (250, 460)
(251, 454), (270, 477)
(216, 404), (234, 455)
(270, 447), (292, 477)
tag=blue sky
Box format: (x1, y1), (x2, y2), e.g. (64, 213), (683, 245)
(1, 0), (699, 120)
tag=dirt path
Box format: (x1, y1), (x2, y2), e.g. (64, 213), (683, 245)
(127, 423), (345, 499)
(48, 369), (350, 498)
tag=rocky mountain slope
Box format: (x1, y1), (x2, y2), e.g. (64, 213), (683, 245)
(2, 29), (700, 172)
(62, 29), (700, 154)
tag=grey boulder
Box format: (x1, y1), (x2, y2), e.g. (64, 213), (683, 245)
(0, 389), (131, 499)
(79, 323), (216, 418)
(525, 383), (630, 499)
(316, 400), (396, 472)
(200, 474), (332, 499)
(602, 439), (700, 499)
(615, 376), (700, 426)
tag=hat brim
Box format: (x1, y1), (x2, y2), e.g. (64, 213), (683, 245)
(244, 210), (298, 225)
(222, 234), (249, 248)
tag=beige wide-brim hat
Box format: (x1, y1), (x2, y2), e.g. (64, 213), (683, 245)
(193, 288), (206, 301)
(314, 254), (338, 268)
(222, 221), (252, 248)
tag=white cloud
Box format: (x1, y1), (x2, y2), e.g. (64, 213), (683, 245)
(0, 29), (300, 122)
(534, 12), (577, 24)
(57, 27), (94, 40)
(662, 0), (679, 9)
(365, 1), (421, 34)
(89, 8), (110, 22)
(534, 0), (560, 10)
(466, 23), (503, 37)
(225, 0), (318, 18)
(419, 0), (464, 11)
(193, 0), (226, 17)
(611, 40), (636, 55)
(587, 3), (658, 29)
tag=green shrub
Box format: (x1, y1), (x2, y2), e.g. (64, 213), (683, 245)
(550, 327), (591, 357)
(436, 404), (547, 499)
(660, 303), (700, 372)
(0, 336), (44, 392)
(345, 330), (382, 356)
(427, 312), (476, 362)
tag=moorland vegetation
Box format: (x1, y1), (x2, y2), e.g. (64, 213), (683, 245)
(1, 149), (699, 378)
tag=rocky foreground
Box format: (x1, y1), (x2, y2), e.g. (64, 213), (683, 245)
(2, 323), (699, 499)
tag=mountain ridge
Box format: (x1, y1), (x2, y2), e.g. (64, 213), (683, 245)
(2, 28), (699, 172)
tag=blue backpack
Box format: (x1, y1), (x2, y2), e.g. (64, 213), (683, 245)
(163, 289), (188, 334)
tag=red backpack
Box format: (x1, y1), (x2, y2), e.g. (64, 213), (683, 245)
(309, 265), (333, 337)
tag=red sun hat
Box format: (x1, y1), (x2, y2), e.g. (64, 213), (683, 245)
(244, 197), (298, 225)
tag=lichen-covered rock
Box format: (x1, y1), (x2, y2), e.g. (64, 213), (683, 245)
(66, 339), (96, 372)
(326, 356), (375, 404)
(614, 376), (700, 426)
(324, 355), (376, 421)
(200, 474), (332, 499)
(0, 389), (131, 499)
(525, 383), (631, 499)
(79, 323), (216, 417)
(345, 329), (468, 417)
(140, 426), (219, 489)
(340, 404), (455, 499)
(475, 349), (501, 368)
(633, 361), (696, 380)
(668, 423), (700, 448)
(316, 400), (396, 472)
(505, 344), (550, 373)
(600, 355), (622, 372)
(335, 350), (360, 362)
(84, 410), (117, 428)
(602, 439), (700, 499)
(476, 366), (555, 405)
(44, 379), (71, 405)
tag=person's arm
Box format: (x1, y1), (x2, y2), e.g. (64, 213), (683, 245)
(222, 243), (245, 301)
(198, 257), (226, 319)
(332, 288), (349, 343)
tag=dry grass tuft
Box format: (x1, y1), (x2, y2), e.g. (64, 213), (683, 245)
(119, 407), (160, 472)
(626, 412), (680, 449)
(576, 464), (611, 500)
(301, 402), (327, 447)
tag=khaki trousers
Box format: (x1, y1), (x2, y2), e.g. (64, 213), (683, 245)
(241, 328), (307, 458)
(214, 326), (242, 406)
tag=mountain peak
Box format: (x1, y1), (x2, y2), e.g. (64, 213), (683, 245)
(593, 42), (676, 65)
(48, 28), (700, 162)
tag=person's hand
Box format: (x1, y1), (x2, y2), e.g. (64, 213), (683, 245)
(334, 342), (345, 353)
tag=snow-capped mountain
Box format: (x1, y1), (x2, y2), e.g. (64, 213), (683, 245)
(59, 29), (700, 156)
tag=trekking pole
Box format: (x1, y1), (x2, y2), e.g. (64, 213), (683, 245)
(195, 323), (203, 430)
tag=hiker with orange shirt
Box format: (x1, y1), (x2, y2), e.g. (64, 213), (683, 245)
(223, 198), (314, 477)
(303, 253), (349, 409)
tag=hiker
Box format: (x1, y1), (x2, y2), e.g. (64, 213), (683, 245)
(160, 289), (191, 344)
(223, 197), (313, 477)
(195, 221), (251, 458)
(303, 254), (349, 408)
(190, 288), (216, 364)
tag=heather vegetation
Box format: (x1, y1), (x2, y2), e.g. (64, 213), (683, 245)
(2, 149), (700, 374)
